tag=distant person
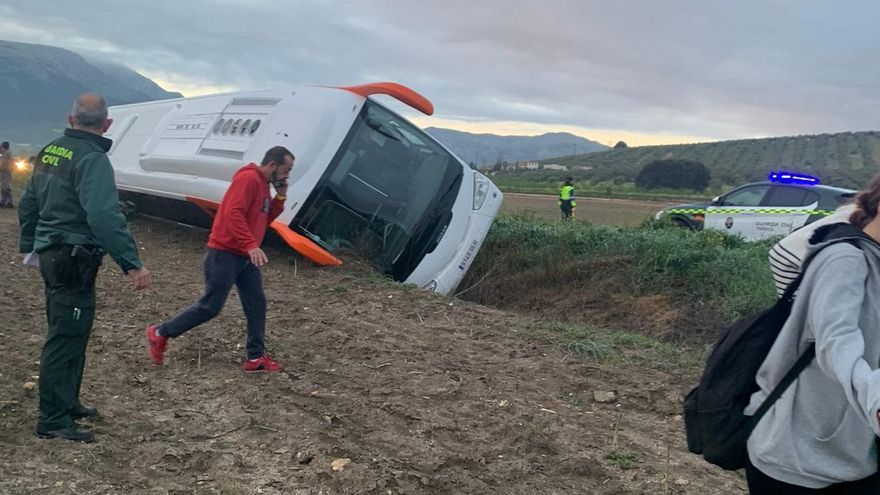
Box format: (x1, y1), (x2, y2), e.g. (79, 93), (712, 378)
(768, 203), (855, 296)
(19, 93), (151, 443)
(744, 174), (880, 493)
(146, 146), (294, 373)
(0, 141), (13, 208)
(559, 176), (576, 220)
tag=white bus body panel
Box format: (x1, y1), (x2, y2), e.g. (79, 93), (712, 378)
(105, 86), (501, 295)
(406, 170), (503, 294)
(107, 87), (364, 230)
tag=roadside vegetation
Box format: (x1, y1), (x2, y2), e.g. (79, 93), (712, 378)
(490, 129), (880, 201)
(458, 214), (778, 344)
(547, 129), (880, 189)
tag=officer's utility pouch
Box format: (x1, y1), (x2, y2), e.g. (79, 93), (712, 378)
(48, 300), (95, 337)
(69, 245), (104, 292)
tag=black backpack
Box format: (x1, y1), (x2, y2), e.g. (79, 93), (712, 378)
(683, 223), (869, 471)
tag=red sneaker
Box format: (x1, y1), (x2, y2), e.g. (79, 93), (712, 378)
(243, 355), (282, 373)
(146, 324), (167, 365)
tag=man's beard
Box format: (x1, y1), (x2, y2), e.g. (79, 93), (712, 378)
(270, 170), (287, 186)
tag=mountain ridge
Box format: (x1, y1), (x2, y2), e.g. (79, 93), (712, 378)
(425, 126), (608, 166)
(0, 39), (181, 147)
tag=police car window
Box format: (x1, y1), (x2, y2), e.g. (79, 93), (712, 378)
(766, 186), (808, 207)
(721, 185), (770, 207)
(802, 190), (820, 206)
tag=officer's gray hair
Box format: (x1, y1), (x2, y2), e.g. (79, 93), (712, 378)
(71, 93), (108, 129)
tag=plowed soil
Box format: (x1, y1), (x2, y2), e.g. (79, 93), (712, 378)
(0, 208), (745, 494)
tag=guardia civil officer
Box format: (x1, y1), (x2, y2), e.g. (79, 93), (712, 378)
(19, 93), (151, 443)
(559, 177), (576, 220)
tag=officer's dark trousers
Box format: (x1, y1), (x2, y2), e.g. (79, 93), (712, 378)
(158, 248), (266, 360)
(37, 246), (100, 430)
(560, 200), (573, 220)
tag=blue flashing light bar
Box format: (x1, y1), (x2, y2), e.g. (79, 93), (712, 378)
(768, 170), (821, 186)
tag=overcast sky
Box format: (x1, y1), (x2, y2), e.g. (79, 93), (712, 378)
(2, 1), (878, 146)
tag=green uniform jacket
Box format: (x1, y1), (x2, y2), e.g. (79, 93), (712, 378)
(18, 128), (143, 272)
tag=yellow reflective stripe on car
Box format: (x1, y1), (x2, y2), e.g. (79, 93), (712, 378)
(663, 208), (835, 216)
(664, 208), (707, 214)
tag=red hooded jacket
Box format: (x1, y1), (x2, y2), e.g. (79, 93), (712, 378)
(207, 163), (284, 256)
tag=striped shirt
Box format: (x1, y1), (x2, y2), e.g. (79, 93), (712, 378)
(769, 204), (855, 296)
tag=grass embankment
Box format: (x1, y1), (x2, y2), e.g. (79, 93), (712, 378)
(459, 215), (778, 344)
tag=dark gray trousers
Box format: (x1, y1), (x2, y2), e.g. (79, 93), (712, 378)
(158, 248), (266, 359)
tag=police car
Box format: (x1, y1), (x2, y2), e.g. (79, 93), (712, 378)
(655, 171), (856, 241)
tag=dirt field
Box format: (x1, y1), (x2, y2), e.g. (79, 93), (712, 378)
(0, 208), (745, 494)
(500, 193), (681, 227)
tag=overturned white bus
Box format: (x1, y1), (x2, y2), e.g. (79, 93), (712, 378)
(104, 82), (502, 295)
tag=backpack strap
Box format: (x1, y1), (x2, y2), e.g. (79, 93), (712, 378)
(749, 343), (815, 428)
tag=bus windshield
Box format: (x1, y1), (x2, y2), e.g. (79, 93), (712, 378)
(292, 101), (463, 281)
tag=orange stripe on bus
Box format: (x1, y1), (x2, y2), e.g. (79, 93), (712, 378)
(185, 196), (342, 267)
(185, 195), (219, 218)
(270, 221), (343, 267)
(337, 82), (434, 116)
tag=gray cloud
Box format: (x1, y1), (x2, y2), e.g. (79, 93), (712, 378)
(3, 0), (879, 141)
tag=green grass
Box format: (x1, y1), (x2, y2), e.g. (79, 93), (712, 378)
(606, 451), (640, 469)
(460, 214), (778, 340)
(532, 321), (702, 371)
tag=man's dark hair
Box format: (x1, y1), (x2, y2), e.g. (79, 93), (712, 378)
(565, 176), (573, 184)
(261, 146), (294, 166)
(1, 141), (8, 150)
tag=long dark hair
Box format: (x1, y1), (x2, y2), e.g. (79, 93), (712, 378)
(849, 174), (880, 228)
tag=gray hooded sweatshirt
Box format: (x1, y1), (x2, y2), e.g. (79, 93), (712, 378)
(746, 230), (880, 488)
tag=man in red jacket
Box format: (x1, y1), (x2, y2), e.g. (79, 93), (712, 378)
(146, 146), (294, 372)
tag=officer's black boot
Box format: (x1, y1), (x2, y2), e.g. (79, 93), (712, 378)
(69, 403), (99, 420)
(35, 425), (95, 443)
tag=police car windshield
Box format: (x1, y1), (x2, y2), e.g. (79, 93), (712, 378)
(292, 101), (462, 279)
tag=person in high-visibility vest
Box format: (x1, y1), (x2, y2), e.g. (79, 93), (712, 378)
(559, 177), (576, 220)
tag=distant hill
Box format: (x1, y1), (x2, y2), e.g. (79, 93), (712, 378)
(0, 40), (181, 148)
(498, 131), (880, 190)
(425, 127), (608, 166)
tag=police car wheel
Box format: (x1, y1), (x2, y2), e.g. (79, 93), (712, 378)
(672, 217), (695, 230)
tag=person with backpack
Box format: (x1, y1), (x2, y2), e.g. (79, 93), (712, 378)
(744, 175), (880, 493)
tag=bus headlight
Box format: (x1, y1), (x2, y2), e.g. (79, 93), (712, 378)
(473, 174), (490, 210)
(423, 280), (438, 292)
